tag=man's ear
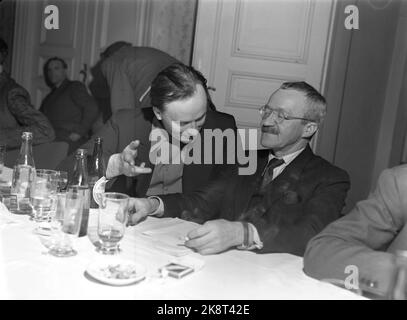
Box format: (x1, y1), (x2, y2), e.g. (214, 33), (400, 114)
(302, 122), (318, 139)
(152, 106), (162, 120)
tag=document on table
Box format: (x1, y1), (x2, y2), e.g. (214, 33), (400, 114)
(137, 217), (200, 257)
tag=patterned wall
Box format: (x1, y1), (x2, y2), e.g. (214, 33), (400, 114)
(147, 0), (197, 65)
(0, 0), (16, 72)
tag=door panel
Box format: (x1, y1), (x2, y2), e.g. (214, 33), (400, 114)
(193, 0), (334, 148)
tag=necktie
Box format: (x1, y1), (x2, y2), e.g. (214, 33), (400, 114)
(261, 158), (285, 190)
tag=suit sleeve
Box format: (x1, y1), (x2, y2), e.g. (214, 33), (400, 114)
(70, 82), (99, 137)
(160, 114), (239, 222)
(249, 167), (350, 256)
(303, 168), (406, 297)
(159, 166), (236, 223)
(2, 85), (55, 148)
(102, 56), (135, 113)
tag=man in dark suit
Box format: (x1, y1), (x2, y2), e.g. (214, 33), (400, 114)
(128, 82), (350, 257)
(40, 57), (99, 154)
(89, 42), (181, 121)
(58, 63), (237, 198)
(304, 165), (407, 298)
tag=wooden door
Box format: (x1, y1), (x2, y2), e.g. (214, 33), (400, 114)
(192, 0), (335, 148)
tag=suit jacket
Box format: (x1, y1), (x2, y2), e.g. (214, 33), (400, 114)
(40, 79), (99, 140)
(0, 72), (55, 148)
(100, 46), (179, 113)
(304, 165), (407, 297)
(161, 145), (350, 256)
(57, 107), (237, 197)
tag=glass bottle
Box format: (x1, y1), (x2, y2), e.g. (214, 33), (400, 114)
(388, 250), (407, 300)
(11, 132), (35, 214)
(67, 148), (90, 237)
(88, 137), (105, 208)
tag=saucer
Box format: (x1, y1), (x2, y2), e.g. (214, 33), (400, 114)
(86, 259), (147, 286)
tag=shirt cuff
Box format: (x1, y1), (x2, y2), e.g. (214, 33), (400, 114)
(147, 196), (164, 217)
(237, 222), (263, 251)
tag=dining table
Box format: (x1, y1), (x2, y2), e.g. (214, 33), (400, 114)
(0, 167), (365, 300)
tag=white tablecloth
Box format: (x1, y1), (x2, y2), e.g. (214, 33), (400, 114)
(0, 206), (365, 300)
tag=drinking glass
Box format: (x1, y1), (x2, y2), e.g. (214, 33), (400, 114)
(63, 186), (84, 236)
(47, 187), (84, 257)
(30, 169), (58, 222)
(97, 192), (129, 254)
(54, 191), (67, 226)
(55, 171), (68, 192)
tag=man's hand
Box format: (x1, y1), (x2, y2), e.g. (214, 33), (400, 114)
(128, 197), (160, 225)
(106, 140), (152, 179)
(69, 132), (81, 142)
(185, 219), (244, 255)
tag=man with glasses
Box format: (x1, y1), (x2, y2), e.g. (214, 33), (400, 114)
(129, 81), (350, 256)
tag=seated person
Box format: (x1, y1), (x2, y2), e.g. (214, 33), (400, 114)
(40, 57), (99, 154)
(0, 37), (55, 149)
(304, 164), (407, 298)
(128, 82), (350, 257)
(89, 41), (182, 121)
(58, 63), (237, 198)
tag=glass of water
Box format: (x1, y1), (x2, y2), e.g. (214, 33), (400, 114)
(47, 187), (84, 257)
(30, 169), (58, 222)
(97, 192), (129, 254)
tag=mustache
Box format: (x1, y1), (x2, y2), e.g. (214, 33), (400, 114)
(261, 125), (279, 134)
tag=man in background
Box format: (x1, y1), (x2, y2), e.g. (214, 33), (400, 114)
(0, 37), (55, 149)
(89, 42), (180, 122)
(40, 57), (99, 154)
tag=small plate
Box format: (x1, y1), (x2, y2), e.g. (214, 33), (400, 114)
(86, 259), (147, 286)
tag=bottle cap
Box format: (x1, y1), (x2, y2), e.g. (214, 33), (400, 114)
(22, 132), (33, 139)
(75, 148), (88, 157)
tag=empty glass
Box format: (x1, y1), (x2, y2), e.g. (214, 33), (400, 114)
(30, 169), (58, 222)
(97, 192), (129, 254)
(46, 187), (84, 257)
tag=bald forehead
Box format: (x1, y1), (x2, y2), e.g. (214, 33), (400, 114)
(267, 88), (307, 112)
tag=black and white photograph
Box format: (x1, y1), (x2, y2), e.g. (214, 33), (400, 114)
(0, 0), (406, 304)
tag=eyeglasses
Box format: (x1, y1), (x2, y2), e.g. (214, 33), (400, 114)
(259, 105), (314, 123)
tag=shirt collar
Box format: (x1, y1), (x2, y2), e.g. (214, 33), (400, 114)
(268, 147), (305, 166)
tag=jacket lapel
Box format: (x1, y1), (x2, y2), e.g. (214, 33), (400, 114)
(234, 149), (269, 214)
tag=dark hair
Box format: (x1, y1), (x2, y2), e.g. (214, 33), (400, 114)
(280, 81), (326, 123)
(100, 41), (131, 60)
(0, 38), (8, 64)
(43, 57), (68, 87)
(150, 63), (215, 111)
(44, 56), (67, 70)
